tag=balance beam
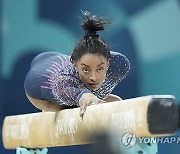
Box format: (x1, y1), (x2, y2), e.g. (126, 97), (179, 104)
(2, 95), (179, 149)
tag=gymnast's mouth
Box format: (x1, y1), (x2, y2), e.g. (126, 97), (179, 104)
(88, 83), (99, 88)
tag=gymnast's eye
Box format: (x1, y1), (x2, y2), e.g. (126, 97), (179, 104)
(97, 67), (104, 72)
(82, 68), (89, 73)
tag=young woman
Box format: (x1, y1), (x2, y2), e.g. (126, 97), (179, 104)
(24, 11), (130, 117)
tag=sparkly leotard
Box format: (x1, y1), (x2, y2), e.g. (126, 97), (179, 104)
(24, 51), (130, 107)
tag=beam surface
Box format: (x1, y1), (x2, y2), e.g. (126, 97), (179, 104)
(2, 95), (178, 149)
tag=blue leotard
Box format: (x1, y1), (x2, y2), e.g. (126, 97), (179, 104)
(24, 51), (130, 107)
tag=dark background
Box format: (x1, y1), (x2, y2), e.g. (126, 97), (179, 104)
(1, 0), (180, 153)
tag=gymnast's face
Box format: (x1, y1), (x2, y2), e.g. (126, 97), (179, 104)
(74, 53), (109, 90)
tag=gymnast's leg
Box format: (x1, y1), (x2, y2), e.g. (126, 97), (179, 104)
(104, 94), (122, 102)
(26, 93), (66, 112)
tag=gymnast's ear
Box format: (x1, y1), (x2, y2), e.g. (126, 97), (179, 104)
(107, 58), (110, 70)
(73, 62), (78, 71)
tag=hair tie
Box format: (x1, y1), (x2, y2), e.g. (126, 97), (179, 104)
(84, 33), (99, 39)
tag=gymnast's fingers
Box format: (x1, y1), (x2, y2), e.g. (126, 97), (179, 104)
(80, 101), (88, 118)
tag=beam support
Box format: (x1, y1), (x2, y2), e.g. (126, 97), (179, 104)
(16, 147), (48, 154)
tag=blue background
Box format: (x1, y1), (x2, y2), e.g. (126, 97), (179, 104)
(1, 0), (180, 153)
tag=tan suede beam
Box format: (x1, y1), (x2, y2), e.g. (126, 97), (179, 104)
(2, 95), (177, 149)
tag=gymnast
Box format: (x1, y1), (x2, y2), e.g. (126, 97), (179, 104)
(24, 11), (130, 118)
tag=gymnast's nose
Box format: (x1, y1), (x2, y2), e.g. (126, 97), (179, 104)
(89, 72), (97, 82)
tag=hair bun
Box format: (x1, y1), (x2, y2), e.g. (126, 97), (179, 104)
(81, 11), (111, 35)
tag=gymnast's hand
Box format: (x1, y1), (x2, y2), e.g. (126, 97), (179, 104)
(79, 93), (105, 119)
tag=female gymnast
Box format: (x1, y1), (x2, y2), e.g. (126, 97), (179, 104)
(24, 11), (130, 118)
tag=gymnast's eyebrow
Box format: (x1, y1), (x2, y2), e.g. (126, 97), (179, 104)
(81, 62), (105, 67)
(81, 63), (90, 67)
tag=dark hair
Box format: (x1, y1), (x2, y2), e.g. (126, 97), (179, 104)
(70, 11), (111, 63)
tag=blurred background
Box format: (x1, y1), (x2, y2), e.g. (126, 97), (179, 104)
(0, 0), (180, 153)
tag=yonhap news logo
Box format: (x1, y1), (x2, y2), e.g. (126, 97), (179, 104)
(121, 132), (180, 148)
(121, 132), (137, 148)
